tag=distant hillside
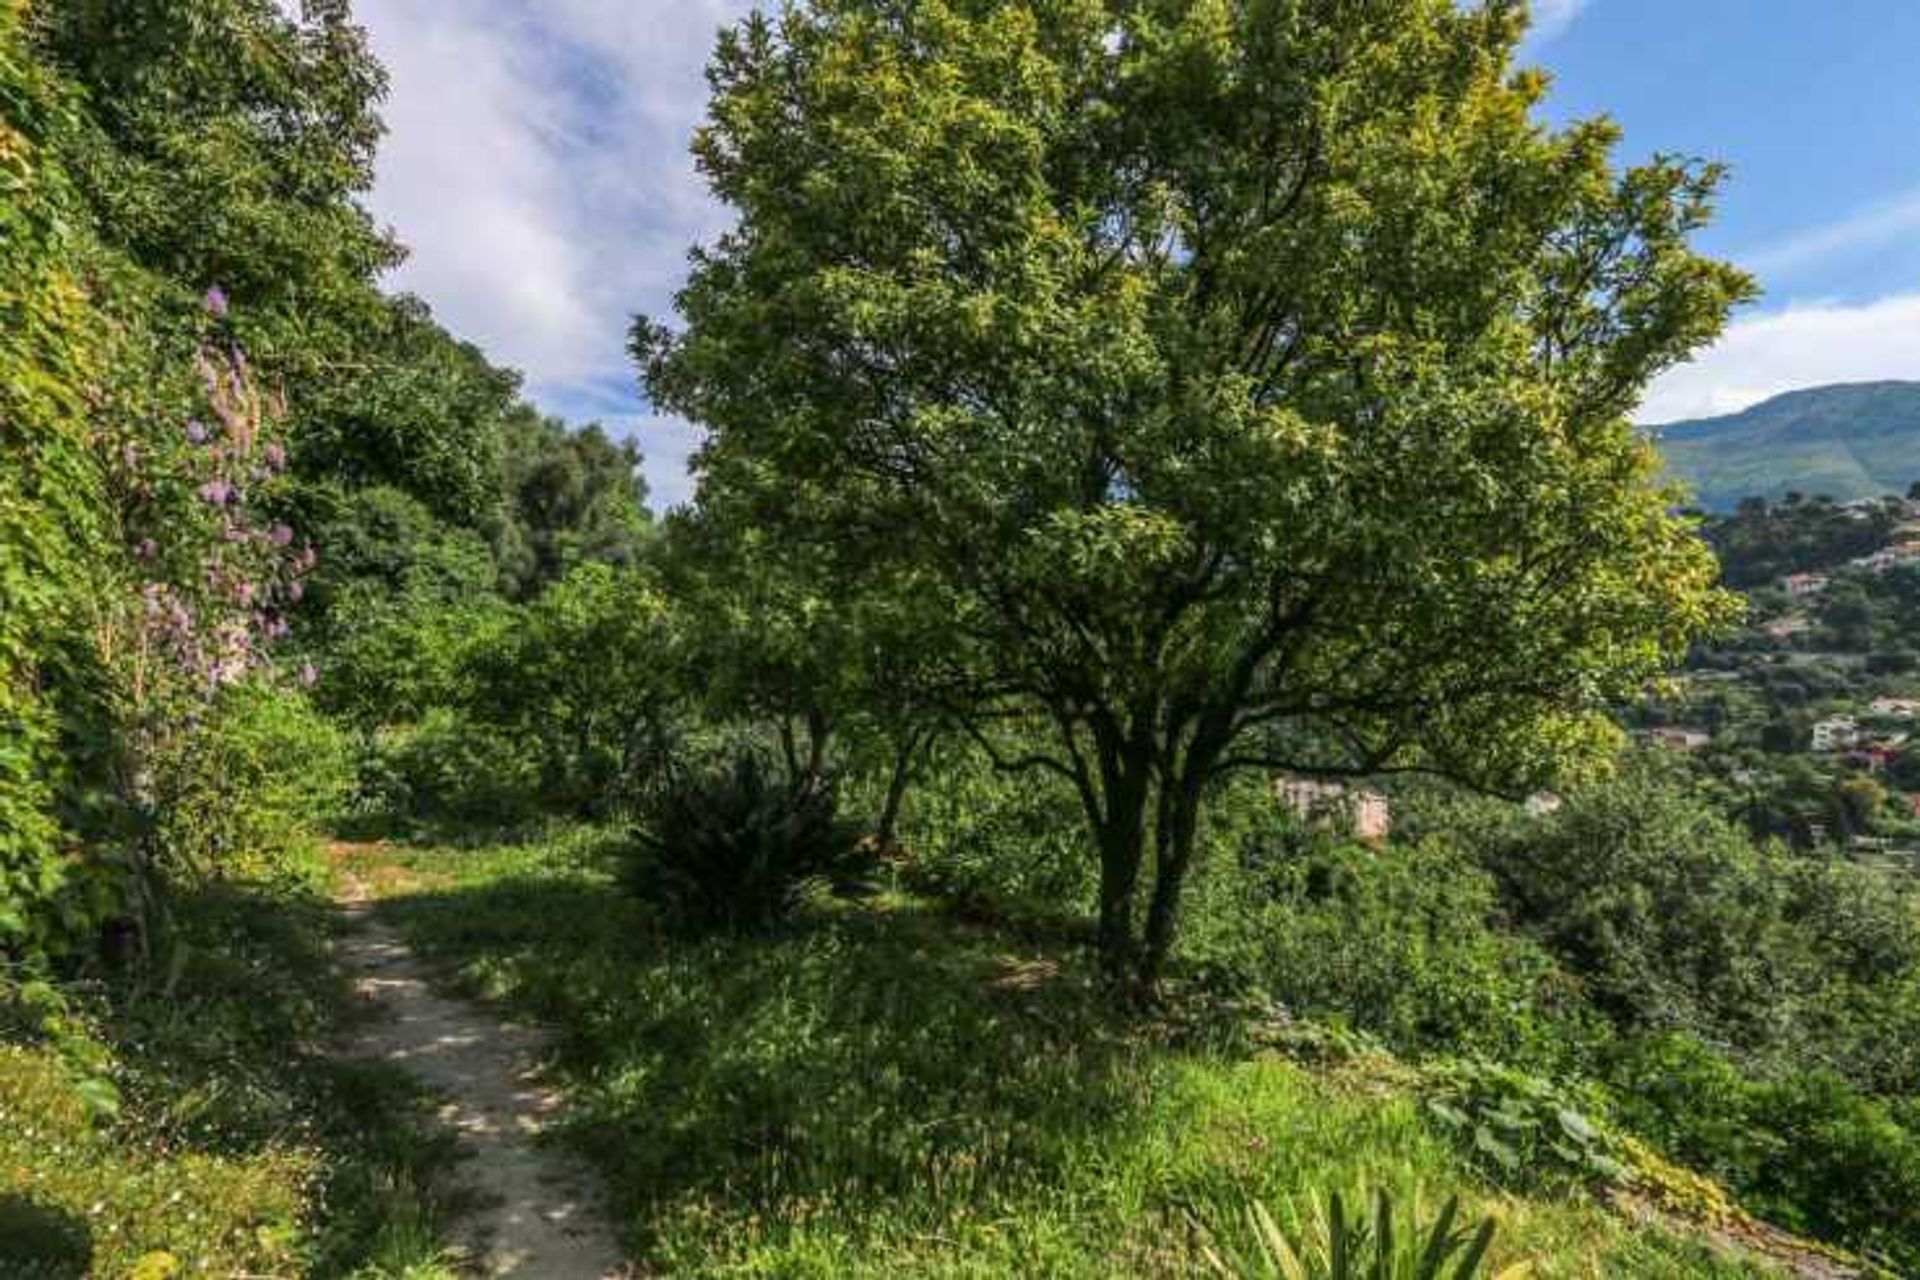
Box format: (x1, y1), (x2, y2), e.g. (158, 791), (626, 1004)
(1651, 381), (1920, 511)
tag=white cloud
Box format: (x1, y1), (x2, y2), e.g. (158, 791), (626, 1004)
(603, 413), (707, 511)
(1525, 0), (1590, 44)
(1640, 293), (1920, 423)
(352, 0), (752, 507)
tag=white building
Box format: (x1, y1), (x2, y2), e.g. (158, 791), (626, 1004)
(1812, 716), (1860, 753)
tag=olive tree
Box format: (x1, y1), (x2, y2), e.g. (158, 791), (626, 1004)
(638, 0), (1752, 986)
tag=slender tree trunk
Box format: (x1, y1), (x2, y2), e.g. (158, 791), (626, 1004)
(803, 708), (832, 789)
(1139, 714), (1233, 989)
(876, 727), (922, 848)
(778, 716), (802, 778)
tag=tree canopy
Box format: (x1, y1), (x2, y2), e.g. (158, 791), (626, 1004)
(640, 0), (1754, 983)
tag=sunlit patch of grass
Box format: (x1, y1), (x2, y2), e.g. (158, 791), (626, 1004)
(362, 831), (1782, 1277)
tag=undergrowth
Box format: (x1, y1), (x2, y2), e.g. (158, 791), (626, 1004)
(347, 831), (1782, 1278)
(0, 849), (463, 1276)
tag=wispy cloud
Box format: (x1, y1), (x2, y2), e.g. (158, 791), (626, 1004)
(1640, 292), (1920, 423)
(1739, 187), (1920, 285)
(354, 0), (751, 509)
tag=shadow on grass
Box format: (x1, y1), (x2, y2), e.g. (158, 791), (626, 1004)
(377, 863), (1186, 1258)
(0, 1194), (90, 1278)
(51, 878), (466, 1276)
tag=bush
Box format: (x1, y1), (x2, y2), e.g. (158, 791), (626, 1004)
(1741, 1072), (1920, 1267)
(1425, 1057), (1630, 1189)
(1607, 1033), (1920, 1271)
(627, 754), (866, 931)
(1477, 764), (1799, 1046)
(154, 680), (351, 885)
(1190, 832), (1589, 1069)
(357, 709), (543, 832)
(889, 746), (1094, 918)
(463, 563), (681, 815)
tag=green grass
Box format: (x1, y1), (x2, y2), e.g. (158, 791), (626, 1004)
(0, 852), (465, 1277)
(349, 830), (1781, 1278)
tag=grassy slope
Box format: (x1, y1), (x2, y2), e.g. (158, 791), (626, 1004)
(344, 831), (1781, 1278)
(0, 854), (465, 1277)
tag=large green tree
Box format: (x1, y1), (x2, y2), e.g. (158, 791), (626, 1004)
(646, 0), (1752, 986)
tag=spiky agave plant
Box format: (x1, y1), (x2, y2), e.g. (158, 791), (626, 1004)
(1195, 1186), (1531, 1280)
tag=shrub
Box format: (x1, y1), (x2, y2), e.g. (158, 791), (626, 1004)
(154, 680), (351, 885)
(890, 746), (1094, 918)
(358, 709), (543, 832)
(464, 563), (681, 815)
(1606, 1033), (1920, 1271)
(1195, 1186), (1530, 1280)
(1189, 833), (1589, 1069)
(1477, 763), (1798, 1046)
(627, 754), (866, 931)
(1425, 1058), (1630, 1189)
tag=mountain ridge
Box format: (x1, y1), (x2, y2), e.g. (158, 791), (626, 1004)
(1649, 380), (1920, 511)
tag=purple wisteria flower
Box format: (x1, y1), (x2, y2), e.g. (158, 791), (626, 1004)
(136, 538), (158, 560)
(269, 523), (294, 547)
(198, 479), (235, 506)
(263, 442), (287, 471)
(204, 286), (229, 317)
(186, 420), (210, 444)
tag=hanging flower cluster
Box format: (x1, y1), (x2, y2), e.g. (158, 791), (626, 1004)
(102, 290), (315, 701)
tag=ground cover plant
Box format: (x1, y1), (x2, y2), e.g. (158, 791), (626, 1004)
(0, 858), (465, 1276)
(342, 833), (1786, 1278)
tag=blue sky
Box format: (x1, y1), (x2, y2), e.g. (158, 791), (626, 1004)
(350, 0), (1920, 509)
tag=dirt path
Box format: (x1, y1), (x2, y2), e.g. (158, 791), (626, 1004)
(334, 878), (627, 1277)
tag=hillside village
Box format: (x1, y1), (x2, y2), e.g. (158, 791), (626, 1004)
(1633, 494), (1920, 862)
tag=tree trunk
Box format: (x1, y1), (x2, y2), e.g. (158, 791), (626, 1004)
(778, 716), (802, 778)
(1091, 752), (1152, 985)
(1095, 828), (1143, 983)
(802, 708), (832, 791)
(1140, 781), (1203, 987)
(876, 728), (922, 848)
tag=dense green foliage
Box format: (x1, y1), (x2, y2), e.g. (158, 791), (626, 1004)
(0, 0), (117, 960)
(0, 0), (651, 963)
(345, 833), (1759, 1277)
(1658, 382), (1920, 512)
(10, 0), (1920, 1273)
(642, 0), (1749, 985)
(1701, 492), (1904, 588)
(627, 755), (868, 931)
